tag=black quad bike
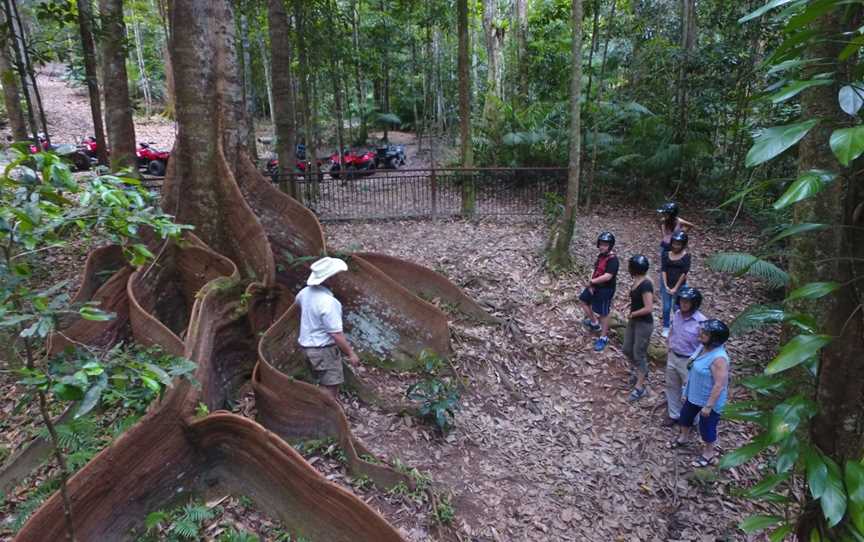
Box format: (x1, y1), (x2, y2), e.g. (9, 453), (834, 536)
(374, 144), (407, 169)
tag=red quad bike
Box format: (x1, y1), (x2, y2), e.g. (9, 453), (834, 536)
(136, 142), (170, 176)
(28, 134), (92, 172)
(328, 149), (376, 180)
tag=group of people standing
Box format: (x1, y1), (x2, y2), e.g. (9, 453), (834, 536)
(578, 202), (731, 468)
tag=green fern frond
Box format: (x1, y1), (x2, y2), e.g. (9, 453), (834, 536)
(731, 304), (786, 335)
(181, 502), (215, 522)
(170, 518), (200, 539)
(707, 252), (790, 288)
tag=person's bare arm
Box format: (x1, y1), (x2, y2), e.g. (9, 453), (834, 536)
(671, 272), (687, 293)
(329, 332), (360, 365)
(590, 272), (613, 286)
(703, 357), (729, 416)
(678, 217), (695, 231)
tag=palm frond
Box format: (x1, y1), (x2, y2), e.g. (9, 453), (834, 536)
(707, 252), (790, 288)
(731, 304), (786, 335)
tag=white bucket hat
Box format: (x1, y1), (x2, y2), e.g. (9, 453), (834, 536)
(307, 257), (348, 286)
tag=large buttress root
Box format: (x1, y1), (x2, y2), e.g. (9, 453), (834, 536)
(16, 271), (406, 541)
(254, 305), (412, 490)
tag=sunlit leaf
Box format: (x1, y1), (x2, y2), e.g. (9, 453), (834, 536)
(767, 223), (827, 245)
(766, 335), (833, 374)
(768, 79), (832, 103)
(830, 125), (864, 166)
(785, 282), (841, 302)
(840, 84), (864, 115)
(739, 0), (797, 23)
(773, 170), (836, 209)
(739, 514), (783, 533)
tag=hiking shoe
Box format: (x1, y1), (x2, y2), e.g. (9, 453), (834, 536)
(582, 318), (601, 333)
(628, 387), (647, 402)
(661, 327), (670, 338)
(594, 336), (609, 352)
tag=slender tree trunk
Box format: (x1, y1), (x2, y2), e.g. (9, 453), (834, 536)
(10, 2), (48, 143)
(583, 0), (600, 109)
(76, 0), (109, 165)
(239, 14), (258, 161)
(584, 0), (616, 212)
(791, 9), (864, 539)
(0, 19), (26, 140)
(0, 0), (36, 141)
(514, 0), (528, 103)
(99, 0), (138, 173)
(295, 0), (318, 192)
(129, 4), (152, 117)
(676, 0), (696, 141)
(457, 0), (474, 215)
(548, 0), (584, 269)
(258, 35), (276, 128)
(268, 0), (297, 196)
(481, 0), (504, 115)
(352, 0), (366, 145)
(332, 62), (345, 170)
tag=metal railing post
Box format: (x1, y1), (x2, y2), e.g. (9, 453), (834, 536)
(430, 167), (438, 220)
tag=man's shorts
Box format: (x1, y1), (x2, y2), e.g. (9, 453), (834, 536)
(303, 345), (345, 386)
(579, 286), (615, 316)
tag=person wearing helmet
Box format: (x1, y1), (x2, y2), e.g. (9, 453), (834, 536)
(660, 231), (692, 337)
(623, 254), (654, 402)
(578, 231), (619, 352)
(657, 202), (694, 253)
(662, 286), (707, 426)
(296, 257), (361, 401)
(669, 319), (731, 467)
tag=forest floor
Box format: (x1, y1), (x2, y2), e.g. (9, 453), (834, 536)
(0, 68), (780, 541)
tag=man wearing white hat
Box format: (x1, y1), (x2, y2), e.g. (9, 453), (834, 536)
(296, 256), (360, 401)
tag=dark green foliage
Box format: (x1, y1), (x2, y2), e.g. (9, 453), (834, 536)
(406, 350), (460, 433)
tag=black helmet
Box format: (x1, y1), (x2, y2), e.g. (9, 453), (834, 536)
(676, 286), (702, 312)
(701, 319), (730, 347)
(628, 254), (649, 275)
(596, 231), (616, 249)
(670, 230), (689, 248)
(657, 202), (680, 218)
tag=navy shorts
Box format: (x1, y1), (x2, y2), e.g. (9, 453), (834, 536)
(678, 400), (721, 443)
(579, 286), (614, 316)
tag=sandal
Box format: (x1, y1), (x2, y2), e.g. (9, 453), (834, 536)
(691, 454), (719, 468)
(667, 438), (688, 449)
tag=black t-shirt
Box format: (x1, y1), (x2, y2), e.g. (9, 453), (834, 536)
(630, 279), (654, 323)
(662, 252), (691, 288)
(592, 254), (619, 290)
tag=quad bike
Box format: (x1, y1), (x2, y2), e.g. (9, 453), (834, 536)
(374, 144), (407, 169)
(329, 149), (377, 179)
(136, 142), (170, 176)
(265, 156), (324, 182)
(28, 134), (91, 171)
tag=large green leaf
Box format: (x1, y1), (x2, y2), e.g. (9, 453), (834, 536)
(720, 435), (770, 469)
(830, 125), (864, 166)
(707, 252), (790, 288)
(742, 373), (790, 394)
(769, 79), (832, 103)
(821, 455), (848, 527)
(849, 460), (864, 534)
(767, 223), (827, 245)
(766, 334), (833, 374)
(744, 473), (791, 499)
(776, 435), (800, 474)
(739, 514), (783, 533)
(739, 0), (797, 23)
(785, 282), (842, 302)
(769, 524), (794, 542)
(745, 120), (819, 167)
(767, 395), (817, 444)
(773, 170), (836, 209)
(840, 84), (864, 116)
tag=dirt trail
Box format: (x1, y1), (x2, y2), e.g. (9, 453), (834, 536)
(326, 209), (776, 541)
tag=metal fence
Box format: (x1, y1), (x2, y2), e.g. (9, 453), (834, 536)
(140, 168), (568, 222)
(273, 167), (567, 221)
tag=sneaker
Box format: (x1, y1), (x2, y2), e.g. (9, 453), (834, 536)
(628, 387), (647, 402)
(661, 327), (670, 338)
(628, 373), (637, 388)
(594, 336), (609, 352)
(582, 318), (601, 333)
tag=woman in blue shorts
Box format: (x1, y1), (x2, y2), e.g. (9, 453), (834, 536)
(668, 319), (731, 468)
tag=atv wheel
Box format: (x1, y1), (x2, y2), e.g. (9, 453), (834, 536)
(147, 159), (166, 177)
(70, 152), (91, 172)
(329, 163), (342, 180)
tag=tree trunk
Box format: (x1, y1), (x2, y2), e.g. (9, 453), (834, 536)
(584, 0), (616, 212)
(481, 0), (505, 116)
(676, 0), (696, 142)
(547, 0), (583, 269)
(352, 0), (366, 144)
(239, 14), (258, 162)
(10, 1), (48, 143)
(14, 1), (484, 538)
(76, 0), (109, 165)
(457, 0), (474, 215)
(99, 0), (138, 173)
(0, 0), (37, 141)
(514, 0), (528, 103)
(791, 9), (864, 540)
(332, 61), (345, 172)
(583, 0), (600, 109)
(268, 0), (298, 196)
(259, 34), (276, 129)
(129, 4), (152, 118)
(0, 19), (26, 140)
